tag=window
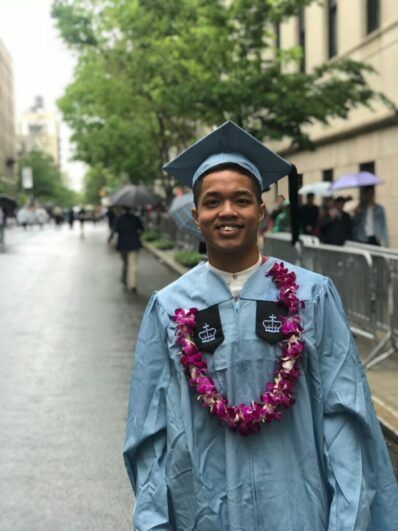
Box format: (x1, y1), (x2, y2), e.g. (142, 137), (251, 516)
(366, 0), (380, 34)
(298, 10), (306, 72)
(322, 168), (334, 182)
(359, 161), (375, 174)
(327, 0), (338, 58)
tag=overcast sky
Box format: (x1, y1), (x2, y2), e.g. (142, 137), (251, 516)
(0, 0), (85, 190)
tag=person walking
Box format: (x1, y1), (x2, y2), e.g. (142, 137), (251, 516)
(320, 196), (352, 245)
(108, 207), (144, 292)
(123, 122), (397, 531)
(300, 192), (319, 235)
(352, 185), (389, 246)
(0, 207), (5, 251)
(67, 208), (75, 230)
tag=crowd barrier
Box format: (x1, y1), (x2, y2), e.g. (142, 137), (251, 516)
(263, 233), (398, 369)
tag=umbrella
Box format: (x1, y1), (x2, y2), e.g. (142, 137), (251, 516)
(110, 185), (161, 209)
(298, 181), (333, 197)
(331, 172), (383, 191)
(169, 192), (198, 237)
(0, 194), (17, 216)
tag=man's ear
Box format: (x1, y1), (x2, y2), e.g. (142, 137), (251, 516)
(192, 207), (199, 226)
(258, 201), (265, 223)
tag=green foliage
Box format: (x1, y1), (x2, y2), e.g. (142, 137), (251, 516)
(18, 150), (78, 206)
(174, 250), (203, 268)
(141, 229), (161, 242)
(152, 237), (175, 250)
(52, 0), (395, 198)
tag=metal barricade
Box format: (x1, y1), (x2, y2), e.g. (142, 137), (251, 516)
(364, 256), (398, 368)
(302, 243), (377, 343)
(344, 241), (398, 332)
(263, 233), (300, 264)
(392, 258), (398, 350)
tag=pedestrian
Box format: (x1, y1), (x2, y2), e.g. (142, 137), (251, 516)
(320, 196), (352, 245)
(270, 193), (285, 226)
(300, 192), (319, 235)
(106, 206), (116, 237)
(0, 206), (5, 251)
(67, 207), (75, 229)
(352, 185), (389, 246)
(108, 207), (144, 292)
(123, 122), (397, 531)
(272, 198), (291, 233)
(77, 206), (86, 238)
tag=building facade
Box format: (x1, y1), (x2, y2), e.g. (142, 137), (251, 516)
(18, 97), (61, 167)
(0, 38), (16, 194)
(272, 0), (398, 247)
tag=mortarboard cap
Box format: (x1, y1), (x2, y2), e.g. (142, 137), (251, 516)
(163, 121), (300, 244)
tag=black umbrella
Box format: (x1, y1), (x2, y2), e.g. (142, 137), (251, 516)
(0, 195), (17, 216)
(110, 185), (161, 209)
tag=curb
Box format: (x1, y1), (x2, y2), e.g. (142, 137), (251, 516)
(142, 241), (188, 276)
(143, 241), (398, 436)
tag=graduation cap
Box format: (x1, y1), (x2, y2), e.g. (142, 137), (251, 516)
(163, 121), (300, 244)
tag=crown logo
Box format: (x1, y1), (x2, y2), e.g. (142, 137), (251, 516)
(198, 323), (217, 343)
(262, 314), (282, 334)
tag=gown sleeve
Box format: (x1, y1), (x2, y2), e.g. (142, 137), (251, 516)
(314, 279), (398, 531)
(123, 293), (172, 531)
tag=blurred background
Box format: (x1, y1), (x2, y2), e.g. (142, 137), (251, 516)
(0, 1), (398, 530)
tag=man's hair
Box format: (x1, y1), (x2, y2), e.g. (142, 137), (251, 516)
(192, 163), (262, 207)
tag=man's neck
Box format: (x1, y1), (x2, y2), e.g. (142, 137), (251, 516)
(207, 248), (260, 273)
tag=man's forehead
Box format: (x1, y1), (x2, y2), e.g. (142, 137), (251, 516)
(201, 172), (258, 193)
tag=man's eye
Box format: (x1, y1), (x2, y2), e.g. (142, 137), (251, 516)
(236, 198), (250, 205)
(204, 199), (219, 207)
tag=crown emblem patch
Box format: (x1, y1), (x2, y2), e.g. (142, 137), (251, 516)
(262, 314), (282, 334)
(194, 304), (224, 353)
(256, 301), (288, 345)
(198, 323), (217, 344)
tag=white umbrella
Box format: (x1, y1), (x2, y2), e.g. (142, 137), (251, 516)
(298, 181), (333, 197)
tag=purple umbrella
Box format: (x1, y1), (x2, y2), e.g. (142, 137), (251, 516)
(331, 172), (383, 191)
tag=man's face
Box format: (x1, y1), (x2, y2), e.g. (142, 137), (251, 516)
(192, 169), (264, 258)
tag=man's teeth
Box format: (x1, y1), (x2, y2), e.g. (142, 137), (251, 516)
(220, 225), (240, 231)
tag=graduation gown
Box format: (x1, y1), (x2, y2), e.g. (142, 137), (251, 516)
(124, 258), (398, 531)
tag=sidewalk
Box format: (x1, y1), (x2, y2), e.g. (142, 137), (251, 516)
(143, 241), (398, 441)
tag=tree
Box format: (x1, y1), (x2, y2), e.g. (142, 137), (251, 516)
(18, 150), (78, 206)
(52, 0), (394, 199)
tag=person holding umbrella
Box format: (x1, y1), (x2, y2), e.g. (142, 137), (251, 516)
(123, 122), (397, 531)
(108, 207), (144, 292)
(331, 172), (388, 247)
(353, 185), (389, 247)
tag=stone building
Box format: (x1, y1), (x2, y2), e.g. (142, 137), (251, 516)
(0, 38), (16, 194)
(271, 0), (398, 247)
(18, 96), (61, 167)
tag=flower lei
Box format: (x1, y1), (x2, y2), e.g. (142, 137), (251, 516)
(173, 261), (305, 436)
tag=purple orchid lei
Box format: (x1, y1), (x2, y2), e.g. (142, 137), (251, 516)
(173, 261), (305, 436)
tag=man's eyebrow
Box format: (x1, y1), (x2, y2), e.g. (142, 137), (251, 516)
(202, 189), (254, 197)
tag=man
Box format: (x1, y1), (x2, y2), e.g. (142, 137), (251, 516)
(124, 122), (397, 530)
(353, 185), (389, 246)
(300, 192), (319, 235)
(108, 207), (144, 292)
(320, 196), (352, 245)
(0, 206), (5, 250)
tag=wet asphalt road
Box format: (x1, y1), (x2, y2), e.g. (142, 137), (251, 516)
(0, 223), (178, 531)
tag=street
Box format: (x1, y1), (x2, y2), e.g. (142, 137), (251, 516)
(0, 223), (178, 531)
(0, 223), (397, 531)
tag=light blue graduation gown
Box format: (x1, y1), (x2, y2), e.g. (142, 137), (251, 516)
(124, 257), (398, 530)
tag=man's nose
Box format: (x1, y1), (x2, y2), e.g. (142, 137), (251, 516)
(219, 201), (237, 216)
